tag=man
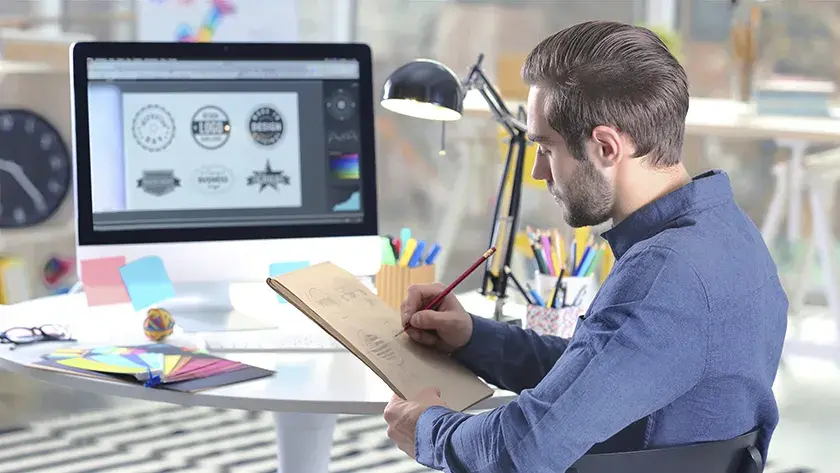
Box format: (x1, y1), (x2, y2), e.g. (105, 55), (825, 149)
(383, 20), (788, 472)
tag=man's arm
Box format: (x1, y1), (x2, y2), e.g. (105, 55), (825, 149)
(451, 316), (570, 393)
(415, 247), (709, 472)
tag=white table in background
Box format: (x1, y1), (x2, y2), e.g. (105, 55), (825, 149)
(0, 287), (516, 473)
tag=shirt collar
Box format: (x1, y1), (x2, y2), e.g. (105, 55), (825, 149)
(601, 170), (733, 259)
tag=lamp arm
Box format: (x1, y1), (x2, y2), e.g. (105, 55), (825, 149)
(464, 59), (528, 134)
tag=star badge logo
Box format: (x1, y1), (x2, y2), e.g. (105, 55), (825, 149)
(247, 161), (291, 191)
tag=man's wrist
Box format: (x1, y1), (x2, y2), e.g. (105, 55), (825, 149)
(415, 405), (459, 469)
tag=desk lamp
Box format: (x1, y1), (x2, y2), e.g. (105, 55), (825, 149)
(381, 54), (528, 304)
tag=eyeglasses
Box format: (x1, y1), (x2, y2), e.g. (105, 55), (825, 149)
(0, 325), (75, 349)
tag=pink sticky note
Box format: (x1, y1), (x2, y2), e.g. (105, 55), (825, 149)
(80, 257), (130, 306)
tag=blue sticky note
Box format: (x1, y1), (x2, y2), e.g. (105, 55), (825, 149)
(118, 256), (176, 311)
(269, 261), (309, 303)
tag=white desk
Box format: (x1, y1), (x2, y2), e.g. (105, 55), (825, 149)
(0, 288), (516, 473)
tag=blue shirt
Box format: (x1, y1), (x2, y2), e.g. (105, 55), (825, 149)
(414, 170), (788, 472)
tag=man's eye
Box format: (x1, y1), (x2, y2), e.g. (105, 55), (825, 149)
(537, 146), (550, 156)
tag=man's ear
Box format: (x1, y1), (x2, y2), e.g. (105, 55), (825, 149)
(590, 125), (623, 167)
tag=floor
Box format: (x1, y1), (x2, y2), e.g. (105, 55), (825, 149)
(0, 351), (836, 473)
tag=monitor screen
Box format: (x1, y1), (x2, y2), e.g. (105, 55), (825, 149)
(79, 53), (372, 240)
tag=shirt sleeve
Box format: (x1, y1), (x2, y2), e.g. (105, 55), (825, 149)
(451, 315), (570, 393)
(414, 246), (709, 472)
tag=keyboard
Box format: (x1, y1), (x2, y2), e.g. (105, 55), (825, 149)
(202, 330), (346, 352)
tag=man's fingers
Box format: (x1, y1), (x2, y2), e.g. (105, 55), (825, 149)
(409, 309), (451, 330)
(401, 283), (446, 324)
(407, 328), (437, 345)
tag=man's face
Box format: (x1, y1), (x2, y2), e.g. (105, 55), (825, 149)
(526, 86), (614, 227)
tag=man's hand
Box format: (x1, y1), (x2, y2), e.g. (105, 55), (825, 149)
(401, 283), (473, 353)
(384, 387), (447, 458)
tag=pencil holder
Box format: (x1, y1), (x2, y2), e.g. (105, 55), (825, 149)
(525, 305), (581, 338)
(375, 264), (436, 310)
(533, 271), (598, 311)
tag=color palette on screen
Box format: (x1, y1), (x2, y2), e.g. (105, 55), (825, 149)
(330, 153), (360, 179)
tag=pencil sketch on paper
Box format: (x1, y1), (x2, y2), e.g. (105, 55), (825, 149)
(308, 288), (339, 308)
(334, 280), (376, 313)
(359, 329), (403, 366)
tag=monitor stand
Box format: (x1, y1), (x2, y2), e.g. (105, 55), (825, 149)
(161, 282), (276, 333)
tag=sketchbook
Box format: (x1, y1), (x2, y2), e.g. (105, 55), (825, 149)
(266, 262), (494, 411)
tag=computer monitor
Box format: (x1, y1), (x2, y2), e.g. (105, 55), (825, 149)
(70, 42), (381, 321)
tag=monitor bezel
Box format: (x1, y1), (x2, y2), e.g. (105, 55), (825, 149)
(71, 41), (378, 246)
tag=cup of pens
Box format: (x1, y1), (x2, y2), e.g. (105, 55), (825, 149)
(534, 272), (597, 312)
(375, 232), (441, 310)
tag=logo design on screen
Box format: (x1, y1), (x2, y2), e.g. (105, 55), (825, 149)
(192, 165), (234, 194)
(191, 106), (231, 149)
(248, 106), (284, 146)
(132, 105), (175, 152)
(137, 170), (181, 196)
(327, 130), (359, 144)
(247, 161), (291, 192)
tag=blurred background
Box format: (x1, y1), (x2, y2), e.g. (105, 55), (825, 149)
(1, 0), (840, 472)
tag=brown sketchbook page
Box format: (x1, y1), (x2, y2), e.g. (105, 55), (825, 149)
(266, 262), (494, 412)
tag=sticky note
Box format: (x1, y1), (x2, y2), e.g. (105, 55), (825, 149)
(269, 261), (309, 303)
(80, 257), (130, 306)
(118, 256), (176, 311)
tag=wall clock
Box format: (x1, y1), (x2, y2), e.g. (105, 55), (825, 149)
(0, 109), (71, 228)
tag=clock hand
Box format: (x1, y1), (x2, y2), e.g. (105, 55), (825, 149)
(0, 158), (48, 213)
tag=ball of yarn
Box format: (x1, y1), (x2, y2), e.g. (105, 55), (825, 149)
(143, 308), (175, 341)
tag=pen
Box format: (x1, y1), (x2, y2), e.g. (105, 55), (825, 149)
(549, 268), (565, 308)
(395, 247), (496, 337)
(526, 282), (546, 307)
(571, 287), (587, 307)
(503, 265), (534, 305)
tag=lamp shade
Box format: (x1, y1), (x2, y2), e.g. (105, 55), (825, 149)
(380, 59), (464, 121)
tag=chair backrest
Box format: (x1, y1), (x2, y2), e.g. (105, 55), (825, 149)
(566, 429), (763, 473)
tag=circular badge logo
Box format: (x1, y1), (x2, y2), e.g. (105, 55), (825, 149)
(248, 106), (284, 147)
(132, 105), (175, 152)
(191, 106), (230, 149)
(192, 165), (235, 194)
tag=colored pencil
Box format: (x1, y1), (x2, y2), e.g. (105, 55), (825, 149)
(395, 247), (496, 337)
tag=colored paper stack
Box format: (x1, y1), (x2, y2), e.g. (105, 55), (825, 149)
(32, 343), (273, 392)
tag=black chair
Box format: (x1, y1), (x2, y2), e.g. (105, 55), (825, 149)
(567, 429), (763, 473)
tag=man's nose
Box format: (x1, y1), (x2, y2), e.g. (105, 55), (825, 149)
(531, 151), (550, 181)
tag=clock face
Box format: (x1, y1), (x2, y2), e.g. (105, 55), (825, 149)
(0, 109), (71, 228)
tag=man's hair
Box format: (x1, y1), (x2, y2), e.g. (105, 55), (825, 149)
(521, 21), (689, 167)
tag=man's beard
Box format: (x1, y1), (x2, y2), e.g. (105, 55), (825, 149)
(549, 160), (613, 228)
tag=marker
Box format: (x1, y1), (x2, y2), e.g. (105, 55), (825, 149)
(381, 236), (396, 265)
(398, 238), (418, 267)
(424, 244), (441, 265)
(408, 240), (426, 268)
(399, 228), (412, 255)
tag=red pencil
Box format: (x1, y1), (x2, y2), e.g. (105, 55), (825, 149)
(395, 247), (496, 337)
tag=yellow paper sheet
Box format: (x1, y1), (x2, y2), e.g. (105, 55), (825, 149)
(57, 357), (147, 374)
